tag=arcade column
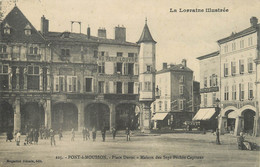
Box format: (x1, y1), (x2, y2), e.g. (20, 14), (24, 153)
(140, 101), (152, 133)
(109, 103), (116, 131)
(44, 99), (51, 129)
(78, 101), (85, 131)
(234, 116), (244, 136)
(13, 98), (21, 132)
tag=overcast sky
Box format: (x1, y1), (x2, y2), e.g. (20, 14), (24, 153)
(2, 0), (260, 81)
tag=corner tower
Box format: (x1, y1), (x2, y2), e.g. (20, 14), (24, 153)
(137, 19), (156, 132)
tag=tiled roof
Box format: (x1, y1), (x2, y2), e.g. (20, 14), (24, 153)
(137, 23), (156, 44)
(197, 51), (219, 60)
(217, 25), (258, 44)
(0, 6), (45, 43)
(157, 64), (193, 74)
(45, 31), (139, 47)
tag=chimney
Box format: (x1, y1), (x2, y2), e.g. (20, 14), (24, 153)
(87, 26), (91, 39)
(250, 17), (258, 27)
(163, 63), (167, 69)
(114, 26), (126, 42)
(98, 28), (106, 38)
(182, 59), (187, 67)
(41, 15), (49, 35)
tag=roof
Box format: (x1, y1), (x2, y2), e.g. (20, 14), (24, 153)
(0, 6), (45, 43)
(45, 31), (139, 47)
(197, 51), (219, 60)
(217, 25), (258, 44)
(192, 108), (217, 121)
(157, 64), (193, 74)
(137, 23), (156, 44)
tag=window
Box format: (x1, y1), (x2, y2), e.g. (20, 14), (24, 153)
(98, 62), (105, 74)
(179, 100), (184, 110)
(165, 101), (168, 111)
(248, 37), (253, 46)
(25, 29), (31, 35)
(98, 81), (105, 93)
(239, 59), (244, 74)
(128, 63), (134, 75)
(204, 77), (207, 87)
(159, 101), (162, 111)
(224, 86), (229, 101)
(204, 94), (207, 106)
(27, 66), (40, 90)
(179, 75), (184, 83)
(232, 85), (236, 100)
(116, 82), (122, 94)
(248, 58), (253, 73)
(85, 78), (92, 92)
(117, 52), (123, 57)
(224, 45), (228, 53)
(224, 63), (228, 77)
(239, 84), (244, 101)
(29, 47), (38, 55)
(248, 83), (253, 100)
(116, 63), (122, 74)
(94, 50), (98, 58)
(0, 45), (7, 53)
(144, 81), (151, 91)
(128, 53), (134, 57)
(179, 85), (184, 95)
(128, 82), (134, 94)
(231, 61), (236, 76)
(240, 40), (244, 49)
(0, 64), (9, 90)
(67, 76), (77, 92)
(101, 51), (105, 56)
(61, 49), (70, 57)
(232, 42), (236, 51)
(211, 74), (218, 87)
(147, 65), (151, 72)
(3, 23), (11, 35)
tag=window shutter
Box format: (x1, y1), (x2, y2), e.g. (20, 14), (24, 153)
(114, 63), (117, 74)
(114, 82), (117, 93)
(67, 76), (71, 92)
(124, 82), (128, 94)
(134, 82), (139, 94)
(54, 76), (59, 92)
(105, 81), (109, 93)
(134, 63), (139, 75)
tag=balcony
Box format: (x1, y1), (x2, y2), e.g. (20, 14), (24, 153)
(27, 54), (41, 61)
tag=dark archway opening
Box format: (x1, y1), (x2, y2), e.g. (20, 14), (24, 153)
(243, 109), (255, 134)
(116, 103), (139, 130)
(84, 103), (110, 130)
(224, 110), (236, 132)
(52, 103), (78, 131)
(21, 102), (44, 133)
(0, 101), (14, 132)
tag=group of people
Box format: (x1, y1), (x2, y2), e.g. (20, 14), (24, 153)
(24, 128), (39, 145)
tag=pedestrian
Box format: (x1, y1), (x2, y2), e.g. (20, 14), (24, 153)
(16, 131), (21, 146)
(101, 126), (106, 142)
(82, 127), (86, 141)
(112, 127), (116, 140)
(58, 128), (63, 141)
(50, 128), (56, 146)
(126, 127), (130, 141)
(34, 129), (39, 145)
(28, 128), (34, 144)
(71, 128), (75, 141)
(6, 130), (13, 142)
(39, 126), (43, 139)
(86, 128), (90, 140)
(216, 128), (221, 145)
(92, 127), (96, 142)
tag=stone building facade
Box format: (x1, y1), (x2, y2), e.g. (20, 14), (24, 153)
(0, 6), (157, 133)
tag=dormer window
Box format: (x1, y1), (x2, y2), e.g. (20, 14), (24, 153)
(3, 23), (11, 35)
(24, 24), (32, 36)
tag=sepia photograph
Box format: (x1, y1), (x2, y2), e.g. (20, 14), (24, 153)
(0, 0), (259, 166)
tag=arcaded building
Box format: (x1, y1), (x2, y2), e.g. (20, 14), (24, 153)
(0, 6), (157, 133)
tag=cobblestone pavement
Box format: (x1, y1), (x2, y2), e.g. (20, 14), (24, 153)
(0, 132), (259, 167)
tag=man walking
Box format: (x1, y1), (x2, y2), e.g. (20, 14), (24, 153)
(126, 127), (130, 141)
(16, 131), (21, 146)
(112, 127), (116, 140)
(101, 126), (106, 142)
(82, 127), (86, 141)
(50, 128), (56, 146)
(92, 127), (96, 142)
(216, 128), (221, 145)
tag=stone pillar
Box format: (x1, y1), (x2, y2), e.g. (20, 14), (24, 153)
(24, 67), (27, 90)
(218, 116), (227, 134)
(78, 101), (85, 131)
(13, 98), (21, 133)
(110, 103), (116, 131)
(45, 99), (51, 129)
(8, 66), (12, 91)
(140, 101), (152, 133)
(234, 116), (244, 136)
(39, 67), (43, 91)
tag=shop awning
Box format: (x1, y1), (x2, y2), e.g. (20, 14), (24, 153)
(192, 108), (216, 121)
(152, 113), (168, 120)
(228, 111), (237, 119)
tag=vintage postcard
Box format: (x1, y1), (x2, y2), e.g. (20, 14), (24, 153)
(0, 0), (259, 167)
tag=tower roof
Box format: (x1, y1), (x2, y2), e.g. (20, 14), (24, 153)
(137, 20), (156, 44)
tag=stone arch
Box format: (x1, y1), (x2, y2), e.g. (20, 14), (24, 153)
(238, 105), (256, 134)
(221, 106), (238, 116)
(238, 105), (256, 116)
(52, 102), (78, 131)
(84, 102), (110, 130)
